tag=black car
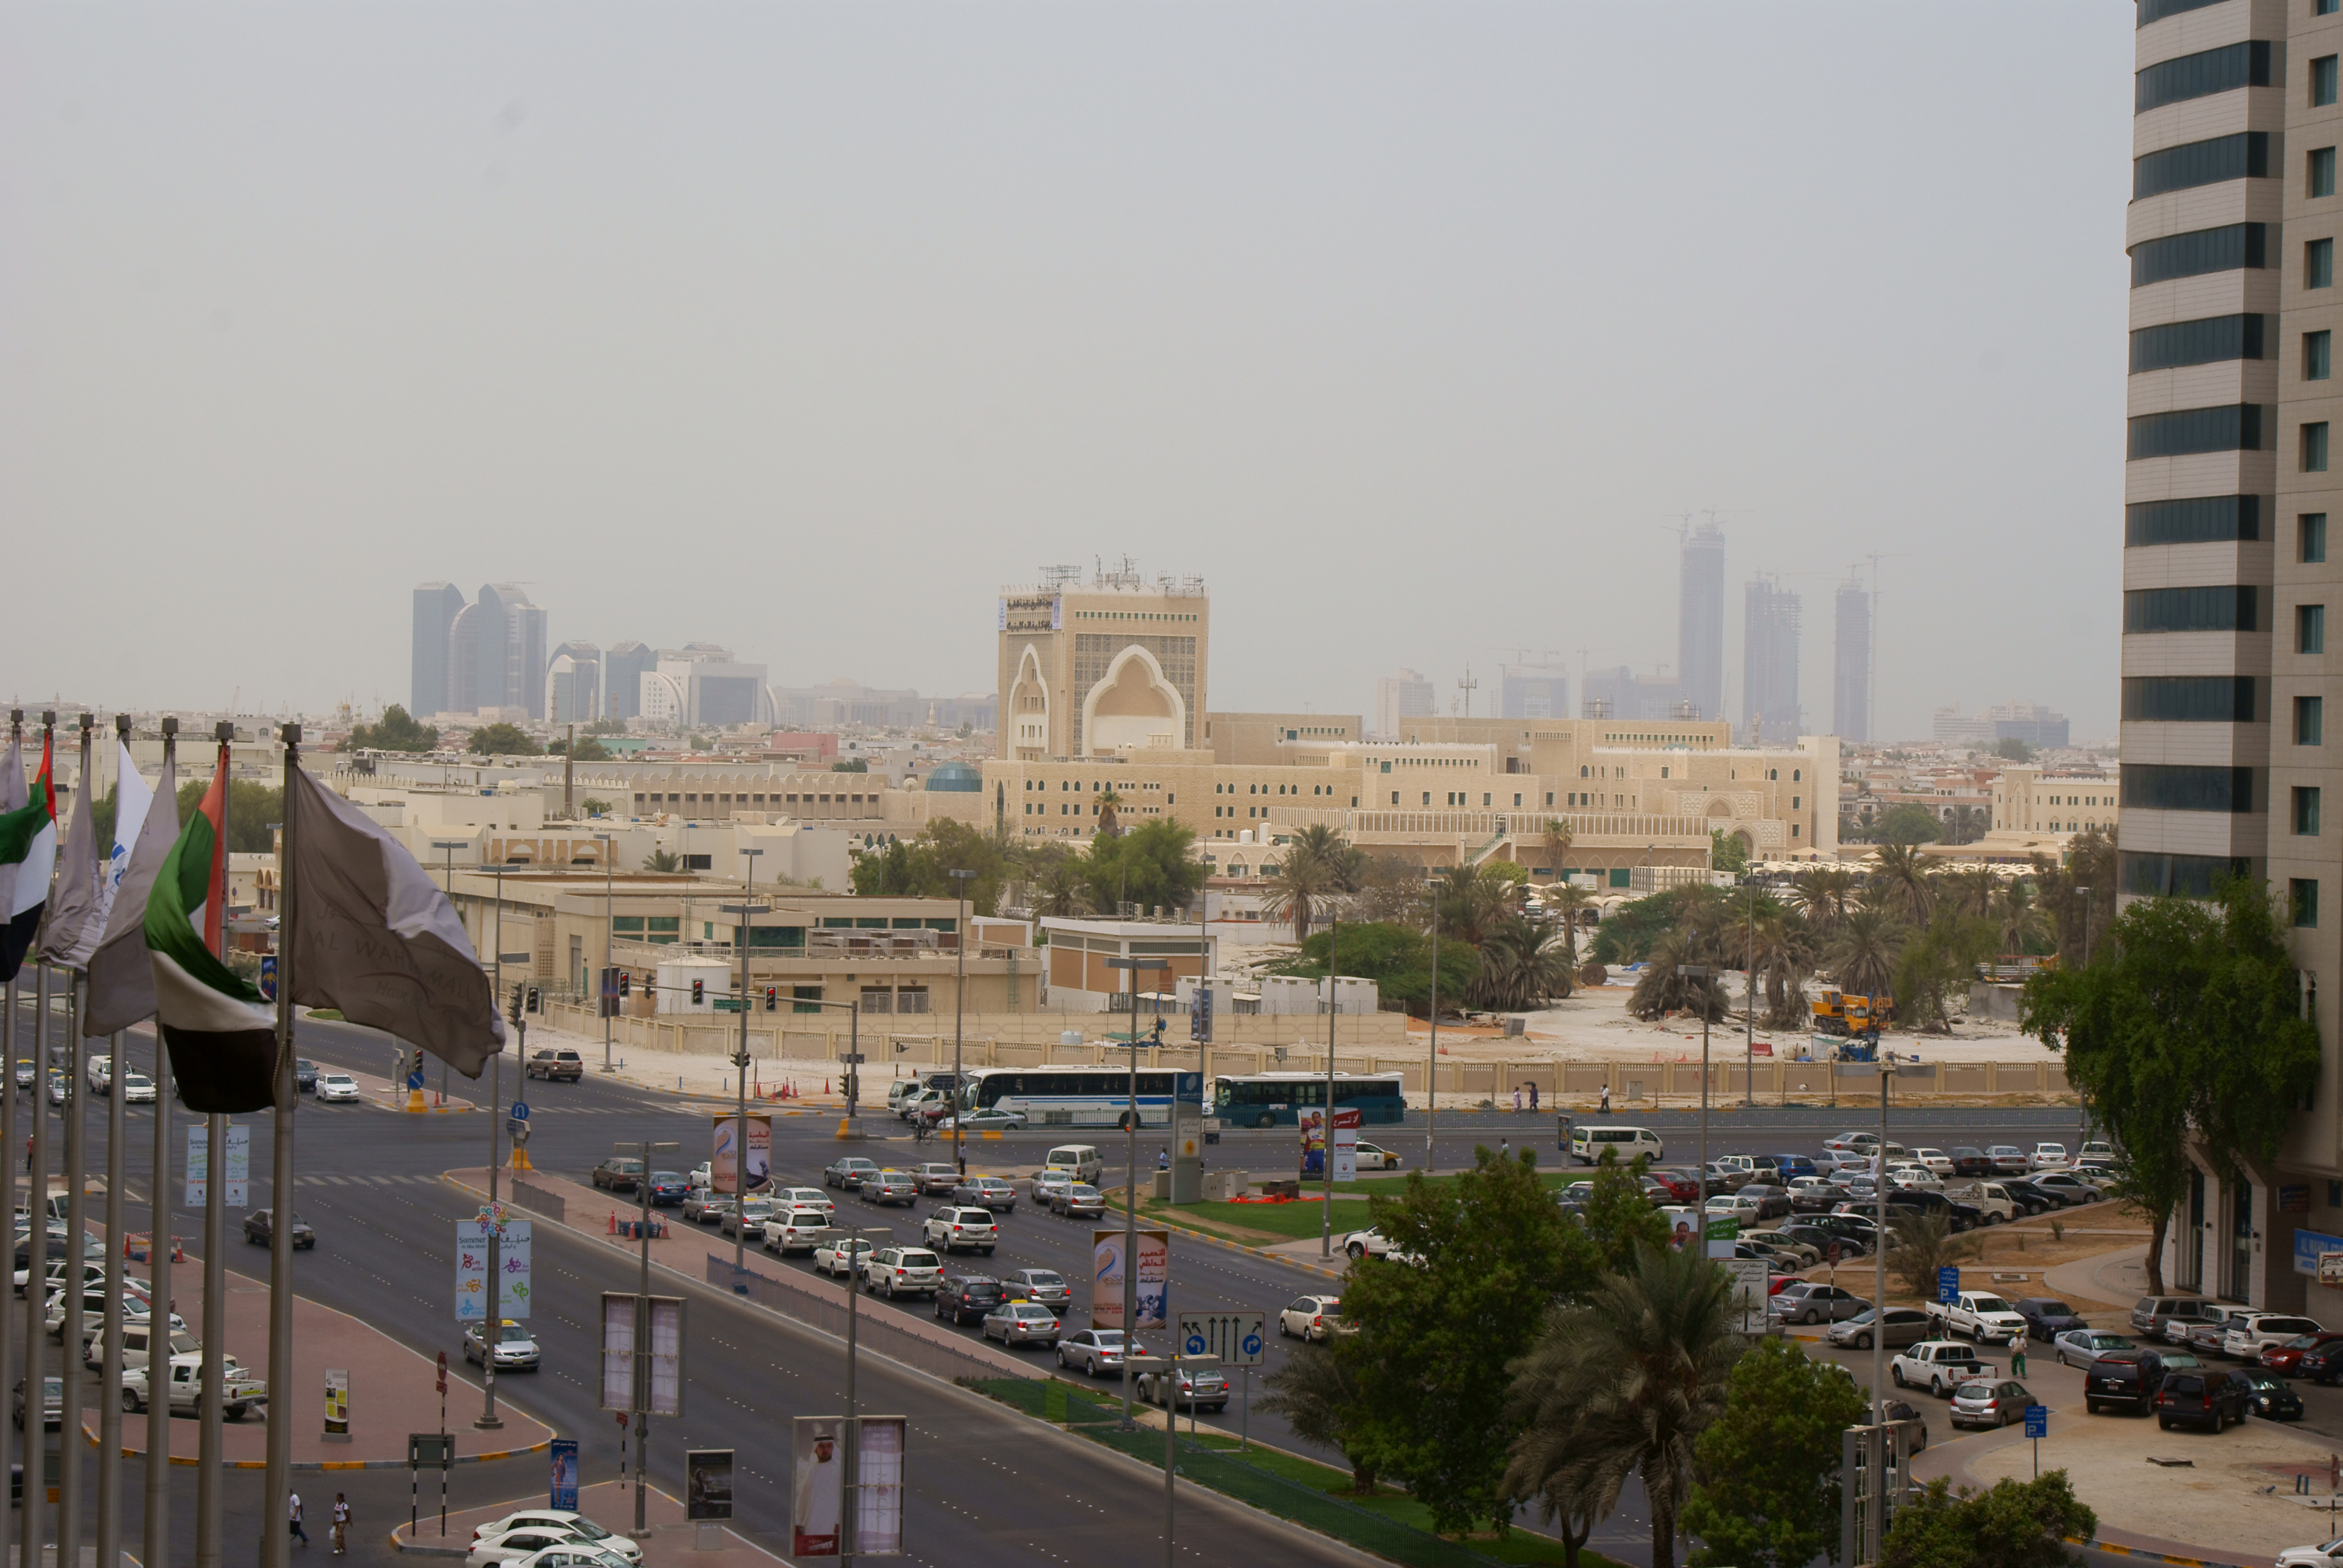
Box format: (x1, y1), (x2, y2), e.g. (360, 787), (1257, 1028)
(1737, 1184), (1795, 1222)
(591, 1157), (644, 1192)
(2085, 1350), (2174, 1414)
(934, 1275), (1006, 1327)
(1996, 1179), (2057, 1218)
(2157, 1368), (2252, 1431)
(1890, 1190), (1982, 1233)
(644, 1171), (690, 1207)
(242, 1209), (315, 1249)
(2014, 1297), (2089, 1342)
(1947, 1147), (1993, 1178)
(2299, 1340), (2343, 1385)
(2243, 1368), (2305, 1420)
(1780, 1221), (1863, 1259)
(1807, 1215), (1879, 1253)
(293, 1059), (318, 1094)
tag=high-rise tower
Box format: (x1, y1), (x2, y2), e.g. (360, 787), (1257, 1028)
(1678, 523), (1726, 723)
(1834, 575), (1871, 743)
(410, 582), (466, 716)
(1742, 578), (1802, 746)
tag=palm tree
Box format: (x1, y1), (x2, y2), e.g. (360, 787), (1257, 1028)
(1504, 1243), (1742, 1568)
(1827, 907), (1906, 1002)
(1938, 866), (1999, 921)
(1470, 916), (1577, 1010)
(1031, 856), (1091, 918)
(642, 849), (682, 874)
(1257, 1343), (1376, 1493)
(1263, 826), (1348, 944)
(1627, 931), (1728, 1021)
(1792, 866), (1855, 936)
(1990, 878), (2051, 956)
(1094, 788), (1123, 837)
(1542, 818), (1575, 878)
(1871, 843), (1936, 924)
(1750, 908), (1818, 1031)
(1545, 881), (1594, 964)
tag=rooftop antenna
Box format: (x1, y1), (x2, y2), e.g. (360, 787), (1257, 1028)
(1456, 666), (1478, 720)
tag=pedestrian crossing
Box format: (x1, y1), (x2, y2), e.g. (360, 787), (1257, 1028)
(292, 1173), (448, 1187)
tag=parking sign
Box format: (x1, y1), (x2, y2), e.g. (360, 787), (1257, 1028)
(1936, 1265), (1961, 1305)
(2023, 1405), (2047, 1440)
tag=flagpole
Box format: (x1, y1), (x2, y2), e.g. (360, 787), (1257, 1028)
(94, 713), (133, 1568)
(57, 713), (93, 1568)
(0, 710), (21, 1568)
(195, 722), (231, 1568)
(20, 708), (54, 1568)
(260, 724), (300, 1568)
(144, 717), (177, 1568)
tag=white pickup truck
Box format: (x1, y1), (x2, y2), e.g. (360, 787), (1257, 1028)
(121, 1353), (267, 1420)
(1925, 1291), (2030, 1346)
(1941, 1182), (2016, 1224)
(1890, 1340), (1997, 1397)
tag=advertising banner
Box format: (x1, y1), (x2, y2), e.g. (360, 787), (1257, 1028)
(711, 1112), (772, 1195)
(856, 1416), (906, 1555)
(686, 1448), (734, 1521)
(549, 1439), (579, 1511)
(454, 1218), (532, 1321)
(323, 1368), (349, 1437)
(184, 1123), (250, 1207)
(1092, 1227), (1169, 1330)
(1299, 1107), (1359, 1181)
(598, 1293), (685, 1414)
(791, 1417), (845, 1558)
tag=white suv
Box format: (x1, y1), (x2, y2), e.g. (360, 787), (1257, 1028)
(922, 1207), (1000, 1255)
(761, 1207), (831, 1255)
(862, 1247), (943, 1300)
(2224, 1313), (2325, 1360)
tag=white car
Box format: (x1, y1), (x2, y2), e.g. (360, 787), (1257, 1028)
(813, 1238), (873, 1278)
(862, 1247), (943, 1299)
(1927, 1292), (2030, 1347)
(315, 1073), (362, 1104)
(2028, 1143), (2069, 1171)
(771, 1187), (834, 1221)
(119, 1073), (157, 1104)
(1909, 1148), (1955, 1178)
(1277, 1295), (1349, 1342)
(465, 1529), (627, 1567)
(1029, 1170), (1075, 1205)
(921, 1207), (1000, 1255)
(1340, 1229), (1423, 1264)
(85, 1056), (112, 1096)
(470, 1512), (641, 1566)
(2280, 1537), (2343, 1568)
(1353, 1141), (1401, 1171)
(1884, 1165), (1944, 1194)
(1704, 1192), (1761, 1224)
(2225, 1313), (2326, 1360)
(760, 1207), (831, 1255)
(1890, 1341), (1996, 1398)
(2079, 1140), (2115, 1163)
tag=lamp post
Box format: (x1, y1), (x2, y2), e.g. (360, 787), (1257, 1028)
(1322, 912), (1339, 1259)
(721, 849), (765, 1290)
(595, 831), (617, 1072)
(948, 869), (977, 1176)
(613, 1138), (678, 1537)
(1425, 880), (1440, 1174)
(831, 1221), (891, 1568)
(1679, 964), (1712, 1215)
(1743, 876), (1757, 1108)
(474, 853), (529, 1432)
(1836, 1058), (1938, 1425)
(1104, 953), (1171, 1431)
(429, 840), (471, 1106)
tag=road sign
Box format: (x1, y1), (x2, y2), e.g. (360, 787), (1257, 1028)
(436, 1352), (447, 1396)
(259, 955), (277, 1001)
(510, 1102), (530, 1122)
(840, 1053), (867, 1064)
(1936, 1266), (1962, 1305)
(1178, 1312), (1265, 1367)
(408, 1434), (454, 1469)
(1721, 1258), (1769, 1322)
(407, 1070), (425, 1092)
(2023, 1405), (2048, 1440)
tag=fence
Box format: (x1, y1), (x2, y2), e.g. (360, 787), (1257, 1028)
(708, 1256), (1033, 1387)
(508, 1179), (566, 1225)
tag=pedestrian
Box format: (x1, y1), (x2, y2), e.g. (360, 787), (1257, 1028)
(1498, 1137), (1510, 1160)
(289, 1491), (308, 1548)
(1512, 1085), (1522, 1114)
(2010, 1344), (2028, 1380)
(1600, 1083), (1612, 1114)
(1156, 1148), (1169, 1172)
(332, 1493), (351, 1555)
(1529, 1081), (1539, 1113)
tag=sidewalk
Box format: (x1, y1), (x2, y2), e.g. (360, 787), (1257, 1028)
(390, 1477), (784, 1562)
(2043, 1237), (2152, 1315)
(84, 1255), (552, 1469)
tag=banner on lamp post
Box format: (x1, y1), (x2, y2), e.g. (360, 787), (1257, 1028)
(710, 1112), (771, 1195)
(1091, 1227), (1168, 1331)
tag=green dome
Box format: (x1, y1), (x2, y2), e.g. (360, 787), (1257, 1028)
(926, 762), (983, 792)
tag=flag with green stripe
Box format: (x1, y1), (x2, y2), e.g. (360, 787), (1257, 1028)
(144, 752), (274, 1112)
(0, 731), (57, 983)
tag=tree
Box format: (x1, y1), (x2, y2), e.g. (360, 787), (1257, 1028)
(1895, 906), (1996, 1034)
(831, 757), (868, 773)
(1544, 882), (1593, 964)
(1887, 1211), (1981, 1299)
(548, 735), (611, 761)
(1874, 803), (1945, 847)
(1470, 914), (1577, 1010)
(341, 704), (440, 753)
(580, 797), (615, 817)
(1095, 788), (1123, 838)
(1579, 1148), (1671, 1271)
(1748, 907), (1818, 1031)
(2020, 879), (2320, 1293)
(1263, 824), (1360, 943)
(643, 849), (683, 874)
(1945, 805), (1990, 845)
(172, 779), (283, 855)
(1628, 931), (1730, 1021)
(1256, 1344), (1375, 1492)
(1882, 1473), (2096, 1568)
(1827, 907), (1906, 1001)
(468, 723), (539, 756)
(1991, 736), (2037, 763)
(1080, 819), (1205, 915)
(1680, 1336), (1870, 1568)
(1542, 818), (1575, 878)
(1792, 866), (1856, 938)
(1708, 828), (1749, 876)
(1504, 1243), (1742, 1568)
(585, 717), (628, 736)
(1029, 854), (1091, 918)
(1872, 843), (1936, 923)
(1281, 921), (1475, 1008)
(1991, 879), (2053, 956)
(1338, 1149), (1603, 1534)
(2032, 830), (2115, 965)
(848, 818), (1013, 914)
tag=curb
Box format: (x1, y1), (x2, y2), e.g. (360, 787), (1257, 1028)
(2065, 1536), (2250, 1568)
(90, 1430), (549, 1472)
(1106, 1203), (1347, 1282)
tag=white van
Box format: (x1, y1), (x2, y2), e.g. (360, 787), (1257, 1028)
(1569, 1125), (1666, 1166)
(1044, 1145), (1104, 1185)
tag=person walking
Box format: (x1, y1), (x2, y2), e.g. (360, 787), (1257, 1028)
(332, 1493), (352, 1555)
(289, 1491), (309, 1548)
(1498, 1137), (1510, 1160)
(1529, 1081), (1539, 1113)
(1511, 1085), (1522, 1114)
(1599, 1082), (1612, 1114)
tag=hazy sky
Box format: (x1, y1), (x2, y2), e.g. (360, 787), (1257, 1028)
(0, 3), (2131, 743)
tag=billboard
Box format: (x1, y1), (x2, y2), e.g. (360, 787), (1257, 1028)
(793, 1416), (906, 1558)
(454, 1215), (532, 1321)
(711, 1112), (772, 1195)
(599, 1293), (684, 1415)
(1092, 1227), (1168, 1330)
(548, 1440), (579, 1511)
(686, 1449), (734, 1521)
(1299, 1107), (1359, 1182)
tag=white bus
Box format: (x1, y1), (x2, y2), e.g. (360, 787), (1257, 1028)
(960, 1066), (1182, 1129)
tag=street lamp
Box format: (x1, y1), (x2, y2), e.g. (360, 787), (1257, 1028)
(1743, 876), (1758, 1109)
(720, 849), (765, 1290)
(1833, 1057), (1938, 1426)
(473, 852), (534, 1432)
(1678, 964), (1712, 1212)
(1104, 954), (1172, 1432)
(827, 1221), (893, 1568)
(594, 831), (617, 1073)
(948, 869), (978, 1176)
(429, 840), (472, 1106)
(613, 1138), (679, 1537)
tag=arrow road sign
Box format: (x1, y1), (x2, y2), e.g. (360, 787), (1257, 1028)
(510, 1102), (530, 1122)
(1178, 1312), (1265, 1368)
(1936, 1266), (1961, 1305)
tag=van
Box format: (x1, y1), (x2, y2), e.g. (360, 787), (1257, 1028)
(1568, 1125), (1666, 1166)
(1045, 1145), (1104, 1185)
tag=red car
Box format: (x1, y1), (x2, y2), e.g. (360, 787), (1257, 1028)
(2259, 1331), (2343, 1376)
(1647, 1168), (1702, 1203)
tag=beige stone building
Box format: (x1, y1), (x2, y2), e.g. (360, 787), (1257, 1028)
(1990, 765), (2122, 837)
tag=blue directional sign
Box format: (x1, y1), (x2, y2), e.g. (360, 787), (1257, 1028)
(406, 1070), (425, 1092)
(1936, 1266), (1962, 1305)
(258, 956), (277, 1001)
(510, 1102), (531, 1122)
(2023, 1405), (2048, 1440)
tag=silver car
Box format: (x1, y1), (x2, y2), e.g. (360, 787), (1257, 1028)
(1136, 1362), (1230, 1412)
(1829, 1307), (1932, 1351)
(1050, 1183), (1106, 1220)
(1003, 1268), (1072, 1309)
(1029, 1170), (1074, 1206)
(2053, 1328), (2138, 1368)
(981, 1302), (1063, 1347)
(1771, 1282), (1870, 1325)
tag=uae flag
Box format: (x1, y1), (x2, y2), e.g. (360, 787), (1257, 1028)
(0, 731), (58, 984)
(145, 751), (275, 1113)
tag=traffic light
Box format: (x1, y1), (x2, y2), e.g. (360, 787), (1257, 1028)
(692, 978), (704, 1005)
(508, 982), (525, 1024)
(526, 987), (541, 1014)
(764, 986), (778, 1011)
(619, 970), (631, 998)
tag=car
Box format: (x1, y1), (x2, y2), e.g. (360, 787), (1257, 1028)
(1042, 1145), (1106, 1184)
(121, 1353), (266, 1420)
(934, 1275), (1007, 1325)
(85, 1055), (112, 1096)
(1768, 1154), (1819, 1182)
(813, 1238), (873, 1278)
(2158, 1367), (2253, 1431)
(2244, 1367), (2307, 1419)
(1028, 1171), (1075, 1206)
(465, 1528), (627, 1567)
(1884, 1165), (1944, 1194)
(1137, 1362), (1230, 1412)
(1909, 1148), (1955, 1178)
(2030, 1172), (2103, 1206)
(2028, 1143), (2069, 1171)
(899, 1088), (951, 1123)
(761, 1207), (832, 1255)
(1829, 1307), (1933, 1351)
(909, 1163), (963, 1196)
(982, 1301), (1063, 1348)
(1278, 1295), (1349, 1342)
(10, 1060), (30, 1092)
(922, 1207), (1000, 1254)
(1353, 1140), (1401, 1171)
(1645, 1168), (1703, 1204)
(315, 1073), (361, 1103)
(1705, 1192), (1762, 1225)
(1771, 1282), (1870, 1325)
(2130, 1295), (2215, 1343)
(462, 1319), (542, 1372)
(1735, 1184), (1795, 1221)
(1890, 1341), (1994, 1398)
(45, 1073), (67, 1108)
(862, 1172), (918, 1207)
(1739, 1228), (1821, 1267)
(1342, 1229), (1424, 1265)
(2053, 1329), (2137, 1368)
(1803, 1215), (1878, 1255)
(119, 1073), (156, 1104)
(681, 1190), (732, 1226)
(2079, 1140), (2115, 1163)
(689, 1162), (711, 1187)
(1712, 1154), (1758, 1188)
(1927, 1292), (2030, 1347)
(772, 1187), (834, 1220)
(294, 1059), (318, 1093)
(10, 1376), (58, 1431)
(2279, 1537), (2343, 1568)
(862, 1247), (943, 1299)
(1786, 1177), (1845, 1214)
(1001, 1268), (1072, 1308)
(949, 1177), (1018, 1212)
(2227, 1314), (2326, 1360)
(524, 1049), (585, 1082)
(468, 1513), (641, 1566)
(1056, 1328), (1143, 1377)
(84, 1319), (196, 1375)
(1985, 1145), (2031, 1176)
(1938, 1182), (2015, 1225)
(241, 1210), (315, 1249)
(1945, 1147), (1993, 1178)
(2264, 1331), (2343, 1376)
(2298, 1339), (2343, 1384)
(936, 1108), (1027, 1133)
(718, 1199), (776, 1240)
(2085, 1348), (2178, 1414)
(590, 1158), (644, 1193)
(1949, 1377), (2036, 1430)
(1048, 1183), (1106, 1220)
(2178, 1304), (2259, 1359)
(47, 1285), (180, 1348)
(1779, 1221), (1861, 1261)
(824, 1158), (880, 1191)
(640, 1171), (689, 1207)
